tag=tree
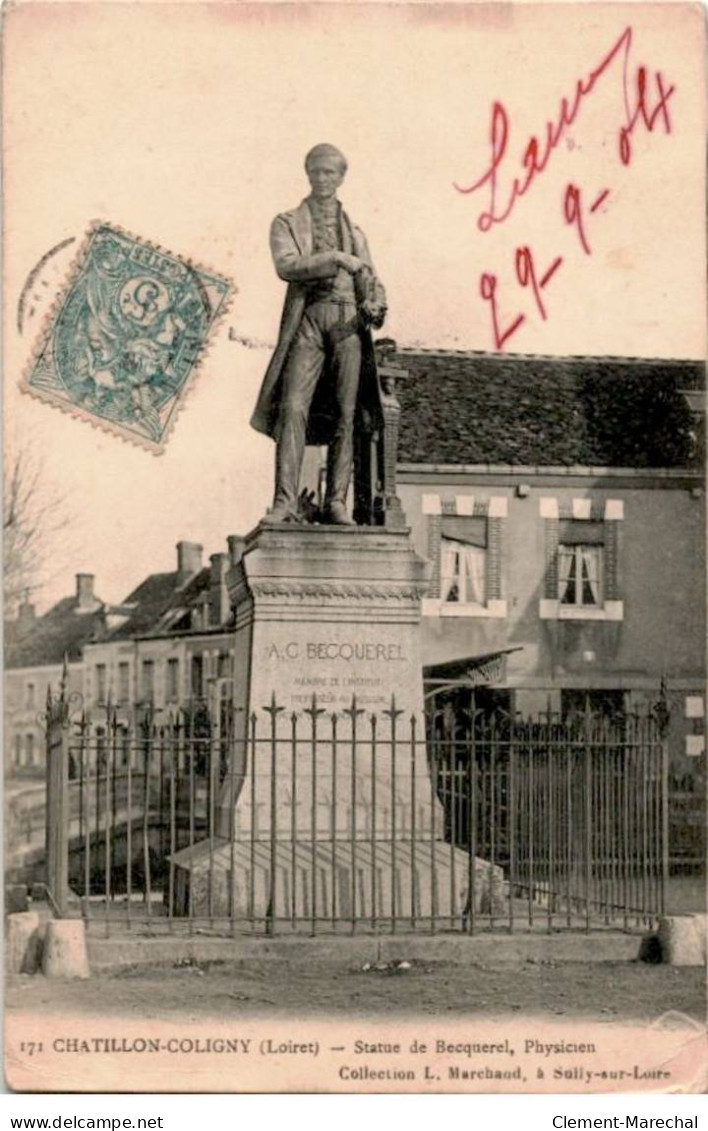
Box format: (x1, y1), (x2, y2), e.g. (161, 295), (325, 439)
(3, 440), (71, 616)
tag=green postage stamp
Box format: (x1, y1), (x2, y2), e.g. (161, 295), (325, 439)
(23, 223), (231, 452)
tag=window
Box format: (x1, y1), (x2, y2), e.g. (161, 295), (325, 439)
(217, 651), (231, 679)
(117, 662), (130, 704)
(166, 658), (180, 702)
(561, 690), (627, 740)
(440, 515), (488, 607)
(561, 689), (625, 724)
(558, 544), (602, 607)
(95, 664), (107, 705)
(95, 728), (107, 772)
(422, 496), (506, 619)
(539, 501), (623, 623)
(25, 683), (35, 709)
(441, 538), (486, 605)
(141, 659), (155, 702)
(191, 654), (204, 699)
(117, 725), (131, 768)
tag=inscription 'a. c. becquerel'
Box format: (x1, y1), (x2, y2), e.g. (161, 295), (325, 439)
(266, 641), (407, 662)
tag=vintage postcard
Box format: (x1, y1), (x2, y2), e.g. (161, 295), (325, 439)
(3, 0), (706, 1095)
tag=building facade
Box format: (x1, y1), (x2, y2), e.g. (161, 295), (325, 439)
(392, 350), (706, 866)
(4, 575), (105, 777)
(81, 539), (240, 736)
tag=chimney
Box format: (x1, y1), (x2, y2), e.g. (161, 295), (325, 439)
(227, 534), (245, 566)
(75, 573), (96, 610)
(209, 553), (230, 626)
(176, 541), (203, 579)
(17, 596), (35, 628)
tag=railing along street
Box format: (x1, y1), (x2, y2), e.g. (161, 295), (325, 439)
(43, 687), (668, 936)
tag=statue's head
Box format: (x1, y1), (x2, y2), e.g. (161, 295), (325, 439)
(305, 144), (347, 201)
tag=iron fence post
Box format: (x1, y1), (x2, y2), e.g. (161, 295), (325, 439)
(264, 693), (284, 937)
(45, 684), (71, 918)
(660, 731), (669, 917)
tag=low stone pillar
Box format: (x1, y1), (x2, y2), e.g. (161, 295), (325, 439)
(7, 912), (42, 974)
(5, 884), (29, 915)
(657, 914), (707, 966)
(42, 920), (90, 979)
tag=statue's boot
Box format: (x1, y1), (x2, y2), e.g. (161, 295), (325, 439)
(263, 501), (301, 524)
(323, 501), (355, 526)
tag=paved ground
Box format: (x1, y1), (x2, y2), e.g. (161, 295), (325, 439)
(6, 953), (705, 1023)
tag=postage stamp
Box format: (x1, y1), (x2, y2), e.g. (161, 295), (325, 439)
(22, 223), (231, 452)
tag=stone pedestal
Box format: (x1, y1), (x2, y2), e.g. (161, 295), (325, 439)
(171, 522), (505, 923)
(222, 523), (435, 841)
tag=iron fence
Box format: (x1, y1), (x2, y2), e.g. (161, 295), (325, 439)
(46, 692), (668, 936)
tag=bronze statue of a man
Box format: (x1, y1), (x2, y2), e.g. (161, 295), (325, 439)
(250, 144), (387, 525)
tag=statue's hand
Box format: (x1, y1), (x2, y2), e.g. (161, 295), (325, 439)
(360, 298), (387, 330)
(335, 252), (365, 274)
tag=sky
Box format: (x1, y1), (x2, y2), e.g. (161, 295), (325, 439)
(4, 1), (705, 612)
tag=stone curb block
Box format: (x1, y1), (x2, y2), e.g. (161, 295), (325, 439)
(42, 920), (90, 979)
(7, 912), (42, 974)
(657, 914), (707, 966)
(87, 930), (642, 973)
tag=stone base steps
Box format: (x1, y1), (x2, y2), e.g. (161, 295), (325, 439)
(170, 838), (506, 921)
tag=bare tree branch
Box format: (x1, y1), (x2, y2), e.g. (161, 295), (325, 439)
(3, 440), (73, 615)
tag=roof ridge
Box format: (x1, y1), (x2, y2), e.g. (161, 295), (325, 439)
(395, 348), (705, 366)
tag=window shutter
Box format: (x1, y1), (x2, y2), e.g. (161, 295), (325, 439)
(544, 518), (560, 598)
(558, 520), (605, 545)
(487, 518), (503, 600)
(604, 520), (620, 599)
(441, 515), (487, 547)
(427, 514), (442, 598)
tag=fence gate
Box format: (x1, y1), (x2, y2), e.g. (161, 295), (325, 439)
(45, 686), (668, 937)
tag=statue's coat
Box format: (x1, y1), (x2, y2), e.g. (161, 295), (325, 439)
(250, 199), (386, 446)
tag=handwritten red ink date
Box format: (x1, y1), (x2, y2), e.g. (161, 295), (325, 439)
(455, 25), (674, 232)
(480, 272), (526, 351)
(482, 246), (564, 349)
(564, 184), (592, 255)
(461, 24), (675, 351)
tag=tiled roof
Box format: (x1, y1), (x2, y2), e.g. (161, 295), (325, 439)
(106, 569), (211, 641)
(5, 597), (106, 669)
(393, 352), (704, 469)
(5, 565), (217, 668)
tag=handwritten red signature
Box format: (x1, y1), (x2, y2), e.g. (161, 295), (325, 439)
(456, 25), (675, 350)
(455, 25), (674, 232)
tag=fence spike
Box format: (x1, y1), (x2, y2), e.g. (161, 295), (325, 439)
(263, 690), (285, 720)
(343, 694), (364, 723)
(304, 693), (325, 722)
(383, 694), (404, 723)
